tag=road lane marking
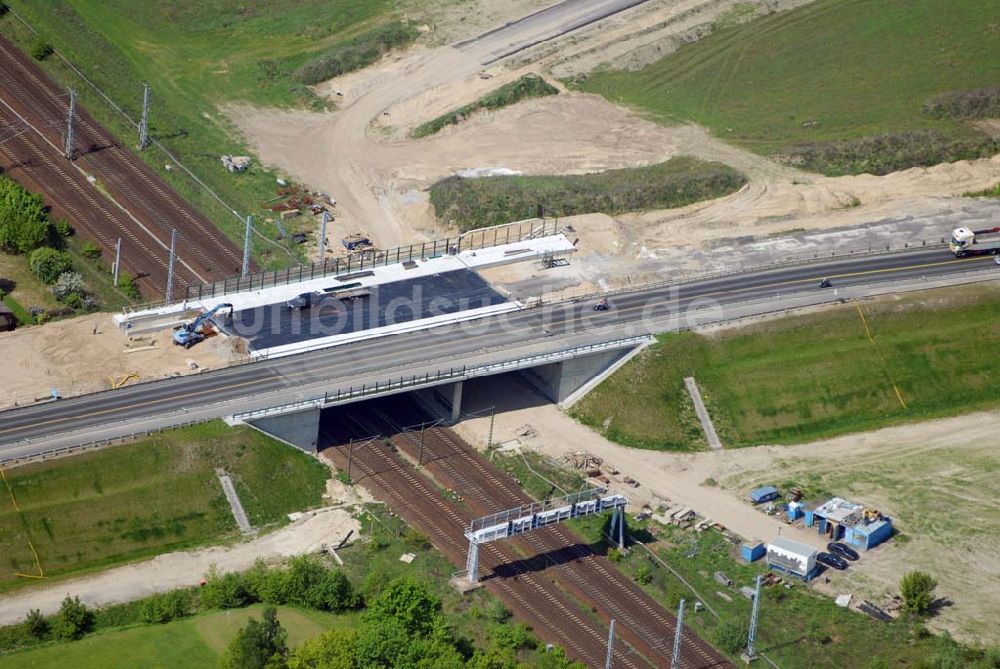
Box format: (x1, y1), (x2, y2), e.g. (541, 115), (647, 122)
(3, 253), (987, 438)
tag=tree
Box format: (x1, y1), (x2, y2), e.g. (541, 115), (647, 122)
(222, 606), (288, 669)
(54, 595), (92, 640)
(363, 577), (441, 636)
(28, 248), (72, 284)
(24, 608), (49, 639)
(900, 570), (938, 616)
(354, 618), (420, 669)
(288, 628), (356, 669)
(0, 177), (51, 254)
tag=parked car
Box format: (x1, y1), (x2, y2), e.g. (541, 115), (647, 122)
(285, 292), (322, 310)
(827, 542), (860, 561)
(817, 551), (848, 571)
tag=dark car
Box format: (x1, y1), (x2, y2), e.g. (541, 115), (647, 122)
(817, 551), (848, 571)
(285, 292), (322, 310)
(827, 542), (860, 561)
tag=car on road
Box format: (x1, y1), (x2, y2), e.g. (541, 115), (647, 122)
(285, 292), (323, 310)
(817, 551), (848, 571)
(827, 542), (860, 561)
(995, 255), (1000, 266)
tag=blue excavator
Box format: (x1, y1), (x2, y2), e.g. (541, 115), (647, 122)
(172, 303), (233, 349)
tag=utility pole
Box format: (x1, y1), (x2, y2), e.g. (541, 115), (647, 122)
(487, 405), (496, 450)
(346, 438), (355, 484)
(112, 238), (122, 286)
(64, 88), (76, 160)
(165, 229), (177, 303)
(670, 599), (685, 669)
(137, 82), (151, 150)
(242, 215), (253, 277)
(743, 574), (763, 663)
(318, 210), (328, 263)
(418, 422), (426, 466)
(604, 618), (616, 669)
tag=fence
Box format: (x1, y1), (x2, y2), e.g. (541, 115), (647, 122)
(179, 218), (559, 303)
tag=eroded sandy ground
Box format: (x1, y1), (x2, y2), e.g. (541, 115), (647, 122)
(228, 1), (1000, 292)
(0, 313), (239, 410)
(452, 376), (1000, 644)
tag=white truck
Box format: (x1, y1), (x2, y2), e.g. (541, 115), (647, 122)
(949, 226), (1000, 257)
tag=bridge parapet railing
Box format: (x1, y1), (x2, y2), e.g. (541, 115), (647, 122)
(230, 335), (651, 423)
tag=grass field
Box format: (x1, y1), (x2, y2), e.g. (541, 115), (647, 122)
(412, 74), (559, 138)
(0, 1), (404, 268)
(574, 286), (1000, 450)
(579, 0), (1000, 175)
(0, 604), (346, 669)
(430, 156), (746, 230)
(0, 422), (328, 591)
(583, 521), (995, 668)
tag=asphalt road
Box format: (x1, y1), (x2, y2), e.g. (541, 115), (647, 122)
(233, 269), (506, 351)
(1, 246), (993, 450)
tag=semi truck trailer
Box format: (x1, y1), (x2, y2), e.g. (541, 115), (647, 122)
(950, 226), (1000, 257)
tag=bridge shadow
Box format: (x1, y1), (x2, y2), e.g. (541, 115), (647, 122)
(483, 541), (595, 583)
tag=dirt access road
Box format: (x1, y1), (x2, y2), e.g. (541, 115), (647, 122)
(0, 506), (360, 626)
(452, 374), (1000, 645)
(232, 0), (1000, 282)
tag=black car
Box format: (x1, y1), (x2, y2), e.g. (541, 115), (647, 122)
(827, 542), (860, 561)
(285, 292), (322, 310)
(816, 551), (848, 571)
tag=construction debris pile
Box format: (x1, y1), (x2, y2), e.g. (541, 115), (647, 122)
(220, 155), (251, 172)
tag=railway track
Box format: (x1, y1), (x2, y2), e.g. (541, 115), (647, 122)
(0, 35), (247, 294)
(0, 103), (178, 296)
(373, 402), (730, 669)
(320, 412), (651, 669)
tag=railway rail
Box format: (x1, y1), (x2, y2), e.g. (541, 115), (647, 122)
(376, 402), (730, 669)
(320, 410), (652, 669)
(0, 35), (247, 297)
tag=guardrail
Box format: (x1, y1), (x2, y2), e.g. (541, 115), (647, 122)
(121, 219), (559, 313)
(7, 267), (998, 465)
(527, 239), (950, 304)
(230, 335), (652, 422)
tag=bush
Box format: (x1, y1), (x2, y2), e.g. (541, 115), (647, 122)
(776, 130), (1000, 177)
(492, 623), (531, 651)
(29, 37), (53, 61)
(118, 273), (142, 300)
(713, 618), (748, 655)
(412, 74), (558, 138)
(486, 600), (511, 624)
(429, 157), (747, 231)
(53, 218), (73, 238)
(50, 271), (84, 300)
(140, 590), (193, 624)
(200, 568), (252, 610)
(634, 564), (653, 585)
(901, 570), (938, 616)
(28, 248), (72, 284)
(296, 22), (418, 85)
(81, 241), (101, 259)
(283, 556), (359, 612)
(24, 609), (48, 639)
(53, 596), (92, 640)
(924, 87), (1000, 120)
